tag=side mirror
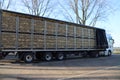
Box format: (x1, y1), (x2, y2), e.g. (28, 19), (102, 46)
(110, 39), (114, 44)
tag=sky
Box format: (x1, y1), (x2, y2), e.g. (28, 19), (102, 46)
(100, 0), (120, 47)
(6, 0), (120, 47)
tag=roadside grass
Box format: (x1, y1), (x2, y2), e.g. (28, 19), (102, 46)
(113, 51), (120, 54)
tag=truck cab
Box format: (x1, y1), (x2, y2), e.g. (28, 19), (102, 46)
(99, 34), (114, 56)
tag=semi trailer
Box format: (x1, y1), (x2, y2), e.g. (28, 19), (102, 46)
(0, 10), (108, 63)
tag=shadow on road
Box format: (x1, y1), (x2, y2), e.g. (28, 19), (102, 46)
(1, 54), (118, 68)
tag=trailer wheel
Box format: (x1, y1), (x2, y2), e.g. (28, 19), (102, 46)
(0, 53), (8, 59)
(44, 52), (52, 61)
(3, 53), (9, 58)
(23, 53), (34, 63)
(56, 53), (65, 60)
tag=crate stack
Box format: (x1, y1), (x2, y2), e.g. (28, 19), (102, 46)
(2, 15), (16, 48)
(1, 11), (96, 49)
(1, 32), (16, 48)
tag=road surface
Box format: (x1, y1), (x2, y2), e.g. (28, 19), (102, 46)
(0, 54), (120, 80)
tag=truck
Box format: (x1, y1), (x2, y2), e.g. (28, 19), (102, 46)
(99, 34), (114, 56)
(0, 10), (108, 63)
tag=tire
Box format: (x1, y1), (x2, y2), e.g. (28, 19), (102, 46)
(23, 53), (34, 63)
(3, 53), (8, 57)
(44, 52), (53, 61)
(108, 51), (112, 56)
(0, 53), (8, 59)
(56, 53), (65, 60)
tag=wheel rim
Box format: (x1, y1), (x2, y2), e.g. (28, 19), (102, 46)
(58, 53), (64, 60)
(26, 55), (33, 62)
(45, 54), (52, 61)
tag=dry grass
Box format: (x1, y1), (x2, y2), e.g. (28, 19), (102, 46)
(113, 51), (120, 54)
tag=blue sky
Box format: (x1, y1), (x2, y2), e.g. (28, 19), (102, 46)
(9, 0), (120, 47)
(107, 10), (120, 47)
(101, 0), (120, 47)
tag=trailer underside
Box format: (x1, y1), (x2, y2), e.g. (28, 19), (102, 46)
(0, 48), (106, 63)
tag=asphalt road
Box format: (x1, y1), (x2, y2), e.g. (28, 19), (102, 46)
(0, 54), (120, 80)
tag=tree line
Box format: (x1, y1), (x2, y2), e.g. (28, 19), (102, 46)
(0, 0), (112, 26)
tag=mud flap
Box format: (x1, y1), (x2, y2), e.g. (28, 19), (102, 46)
(0, 53), (4, 59)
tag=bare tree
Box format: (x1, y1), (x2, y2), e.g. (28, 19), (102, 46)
(59, 0), (111, 26)
(0, 0), (12, 9)
(22, 0), (53, 16)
